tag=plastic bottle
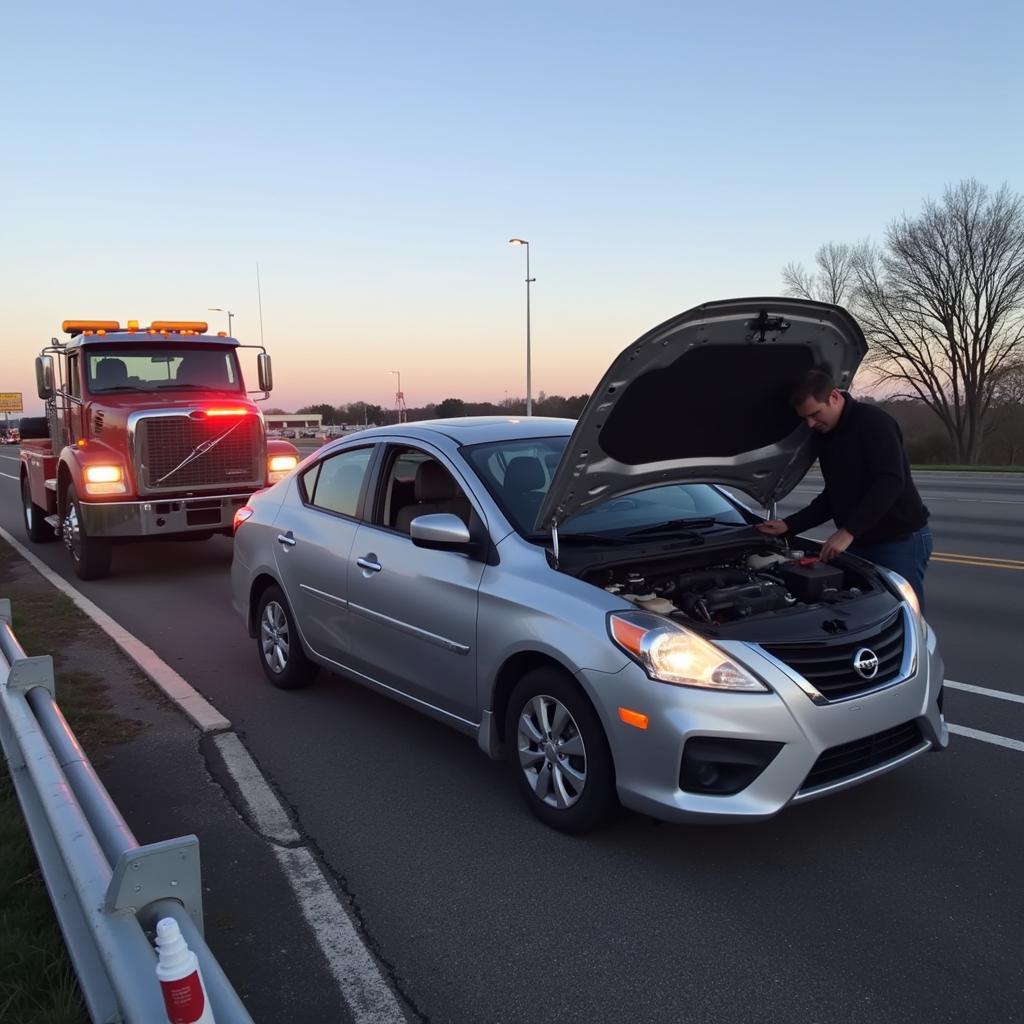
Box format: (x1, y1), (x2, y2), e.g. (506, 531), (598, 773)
(154, 916), (215, 1024)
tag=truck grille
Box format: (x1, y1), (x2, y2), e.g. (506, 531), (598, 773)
(760, 610), (906, 702)
(799, 720), (925, 793)
(138, 414), (263, 493)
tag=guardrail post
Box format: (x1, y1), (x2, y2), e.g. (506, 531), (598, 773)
(106, 837), (205, 935)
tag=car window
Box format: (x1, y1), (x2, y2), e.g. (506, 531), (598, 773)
(376, 445), (472, 533)
(307, 447), (373, 517)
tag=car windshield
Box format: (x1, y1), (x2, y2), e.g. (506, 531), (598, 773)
(85, 346), (243, 393)
(463, 435), (747, 537)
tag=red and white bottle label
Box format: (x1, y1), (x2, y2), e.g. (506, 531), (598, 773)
(159, 971), (206, 1023)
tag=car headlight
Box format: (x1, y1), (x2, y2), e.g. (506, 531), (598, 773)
(267, 453), (299, 482)
(885, 570), (921, 618)
(83, 464), (127, 495)
(609, 611), (768, 692)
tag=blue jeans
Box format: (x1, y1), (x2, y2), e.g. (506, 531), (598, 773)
(848, 527), (934, 613)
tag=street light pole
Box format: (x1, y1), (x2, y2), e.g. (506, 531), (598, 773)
(208, 308), (235, 336)
(508, 239), (535, 415)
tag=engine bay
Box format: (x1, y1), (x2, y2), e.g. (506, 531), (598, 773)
(595, 546), (876, 626)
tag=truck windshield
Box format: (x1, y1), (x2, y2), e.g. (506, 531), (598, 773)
(85, 347), (243, 394)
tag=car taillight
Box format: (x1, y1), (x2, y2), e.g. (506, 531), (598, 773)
(233, 506), (255, 533)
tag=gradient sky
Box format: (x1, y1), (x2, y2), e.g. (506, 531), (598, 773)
(2, 0), (1022, 416)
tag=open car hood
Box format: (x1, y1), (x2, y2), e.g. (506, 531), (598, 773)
(535, 297), (867, 531)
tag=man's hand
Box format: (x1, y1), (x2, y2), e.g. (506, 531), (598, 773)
(819, 528), (854, 562)
(756, 519), (789, 537)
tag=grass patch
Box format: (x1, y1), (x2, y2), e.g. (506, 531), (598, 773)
(1, 539), (143, 1023)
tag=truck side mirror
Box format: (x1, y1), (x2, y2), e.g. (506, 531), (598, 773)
(257, 353), (273, 393)
(35, 356), (54, 400)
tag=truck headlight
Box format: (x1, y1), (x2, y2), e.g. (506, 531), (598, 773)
(267, 454), (299, 483)
(83, 465), (127, 495)
(885, 570), (921, 619)
(609, 612), (768, 692)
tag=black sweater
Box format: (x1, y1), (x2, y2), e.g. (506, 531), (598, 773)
(784, 396), (929, 545)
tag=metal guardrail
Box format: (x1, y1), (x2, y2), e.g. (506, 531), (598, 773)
(0, 598), (254, 1024)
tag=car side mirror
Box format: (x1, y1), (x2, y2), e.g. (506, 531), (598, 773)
(257, 352), (273, 393)
(410, 513), (474, 553)
(35, 356), (54, 400)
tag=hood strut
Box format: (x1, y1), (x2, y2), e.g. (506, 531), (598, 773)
(551, 522), (560, 569)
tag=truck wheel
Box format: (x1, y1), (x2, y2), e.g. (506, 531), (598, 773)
(22, 476), (56, 544)
(256, 585), (318, 689)
(62, 484), (112, 580)
(505, 668), (618, 834)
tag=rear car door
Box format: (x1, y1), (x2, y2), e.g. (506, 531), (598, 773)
(272, 444), (375, 664)
(344, 443), (486, 723)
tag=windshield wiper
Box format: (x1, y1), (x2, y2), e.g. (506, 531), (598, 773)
(92, 385), (154, 393)
(153, 382), (224, 390)
(624, 517), (742, 537)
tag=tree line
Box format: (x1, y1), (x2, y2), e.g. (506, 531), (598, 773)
(278, 393), (592, 427)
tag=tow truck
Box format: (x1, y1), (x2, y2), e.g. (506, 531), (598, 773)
(20, 319), (300, 580)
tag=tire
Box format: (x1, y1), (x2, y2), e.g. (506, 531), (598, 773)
(22, 475), (55, 544)
(505, 667), (617, 834)
(256, 585), (318, 689)
(62, 483), (112, 580)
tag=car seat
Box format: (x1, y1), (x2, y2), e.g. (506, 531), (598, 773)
(501, 456), (546, 530)
(93, 358), (128, 389)
(394, 461), (471, 533)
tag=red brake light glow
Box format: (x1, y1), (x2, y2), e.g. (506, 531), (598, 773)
(205, 408), (250, 417)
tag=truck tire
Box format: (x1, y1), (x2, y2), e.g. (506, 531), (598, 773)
(63, 483), (112, 580)
(22, 475), (55, 544)
(18, 416), (49, 440)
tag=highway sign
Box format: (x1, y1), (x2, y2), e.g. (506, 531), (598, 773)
(0, 393), (23, 412)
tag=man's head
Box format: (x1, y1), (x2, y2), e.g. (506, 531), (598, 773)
(789, 367), (845, 433)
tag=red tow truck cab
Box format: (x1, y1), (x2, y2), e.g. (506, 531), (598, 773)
(20, 318), (300, 580)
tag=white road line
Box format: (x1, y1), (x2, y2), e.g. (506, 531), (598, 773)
(0, 454), (21, 462)
(0, 524), (230, 733)
(0, 472), (18, 481)
(273, 845), (407, 1024)
(212, 733), (300, 845)
(945, 679), (1024, 706)
(948, 724), (1024, 753)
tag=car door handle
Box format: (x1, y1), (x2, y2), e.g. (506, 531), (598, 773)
(356, 555), (382, 573)
(276, 533), (296, 547)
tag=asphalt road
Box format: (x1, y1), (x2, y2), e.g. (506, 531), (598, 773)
(2, 449), (1022, 1023)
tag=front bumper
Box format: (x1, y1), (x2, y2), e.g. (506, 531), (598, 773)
(579, 609), (946, 824)
(79, 493), (251, 537)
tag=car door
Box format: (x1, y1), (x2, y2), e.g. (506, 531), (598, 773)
(272, 444), (375, 664)
(344, 443), (486, 724)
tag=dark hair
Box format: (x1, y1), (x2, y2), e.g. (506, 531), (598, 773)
(789, 366), (836, 406)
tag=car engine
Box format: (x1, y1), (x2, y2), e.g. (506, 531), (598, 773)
(599, 549), (866, 625)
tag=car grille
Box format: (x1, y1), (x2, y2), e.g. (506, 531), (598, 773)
(799, 720), (925, 793)
(138, 414), (263, 493)
(760, 610), (906, 702)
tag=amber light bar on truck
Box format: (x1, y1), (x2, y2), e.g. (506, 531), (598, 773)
(63, 320), (120, 335)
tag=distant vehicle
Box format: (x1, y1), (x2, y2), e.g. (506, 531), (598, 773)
(20, 318), (300, 580)
(300, 430), (319, 438)
(0, 429), (18, 445)
(230, 298), (947, 833)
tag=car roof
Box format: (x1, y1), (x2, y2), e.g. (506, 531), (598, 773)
(333, 416), (574, 447)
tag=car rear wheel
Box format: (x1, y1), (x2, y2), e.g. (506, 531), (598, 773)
(256, 585), (318, 689)
(22, 476), (55, 544)
(63, 484), (112, 580)
(505, 667), (617, 834)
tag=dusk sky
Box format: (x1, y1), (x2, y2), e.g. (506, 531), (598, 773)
(3, 0), (1021, 415)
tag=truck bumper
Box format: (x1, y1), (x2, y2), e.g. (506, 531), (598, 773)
(79, 494), (250, 537)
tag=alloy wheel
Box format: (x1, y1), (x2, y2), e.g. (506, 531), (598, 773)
(517, 694), (588, 809)
(260, 601), (290, 674)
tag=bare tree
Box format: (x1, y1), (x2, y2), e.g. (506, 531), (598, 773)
(782, 242), (858, 306)
(852, 180), (1024, 464)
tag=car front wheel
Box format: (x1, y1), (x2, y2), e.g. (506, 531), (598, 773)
(256, 585), (318, 689)
(506, 667), (617, 834)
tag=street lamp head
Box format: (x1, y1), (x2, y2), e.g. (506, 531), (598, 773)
(508, 238), (528, 246)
